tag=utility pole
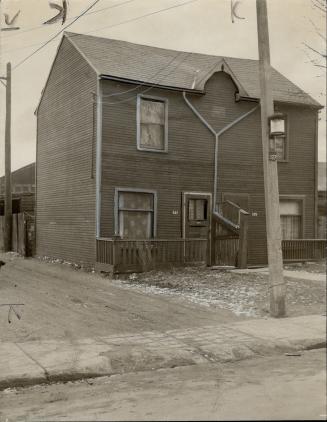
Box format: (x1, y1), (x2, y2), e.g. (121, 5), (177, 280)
(256, 0), (286, 317)
(3, 62), (12, 252)
(0, 3), (12, 251)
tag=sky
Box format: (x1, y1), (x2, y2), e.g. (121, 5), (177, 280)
(0, 0), (326, 175)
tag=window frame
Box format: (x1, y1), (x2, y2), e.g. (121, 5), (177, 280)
(274, 111), (289, 163)
(279, 195), (305, 239)
(188, 198), (209, 225)
(136, 94), (169, 153)
(114, 188), (158, 238)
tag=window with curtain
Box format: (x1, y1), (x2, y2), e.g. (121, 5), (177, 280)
(138, 96), (167, 151)
(280, 200), (302, 239)
(188, 198), (208, 222)
(117, 191), (155, 239)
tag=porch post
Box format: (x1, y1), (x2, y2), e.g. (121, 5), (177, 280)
(238, 211), (249, 269)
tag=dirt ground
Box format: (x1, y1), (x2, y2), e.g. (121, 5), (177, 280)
(0, 253), (325, 343)
(0, 253), (240, 343)
(284, 260), (326, 274)
(0, 349), (325, 421)
(115, 261), (326, 317)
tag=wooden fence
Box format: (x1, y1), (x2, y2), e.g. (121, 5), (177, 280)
(0, 212), (35, 257)
(282, 239), (326, 262)
(96, 238), (207, 273)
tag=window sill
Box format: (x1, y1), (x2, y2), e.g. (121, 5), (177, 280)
(137, 146), (168, 154)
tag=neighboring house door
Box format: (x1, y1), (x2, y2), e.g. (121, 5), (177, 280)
(183, 193), (211, 239)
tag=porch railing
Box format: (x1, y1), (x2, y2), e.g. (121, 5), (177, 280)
(96, 238), (208, 273)
(218, 200), (242, 228)
(282, 239), (326, 262)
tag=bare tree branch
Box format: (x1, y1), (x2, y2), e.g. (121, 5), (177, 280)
(303, 42), (327, 58)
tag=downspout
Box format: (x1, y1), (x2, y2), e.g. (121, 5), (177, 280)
(95, 78), (103, 238)
(183, 91), (259, 211)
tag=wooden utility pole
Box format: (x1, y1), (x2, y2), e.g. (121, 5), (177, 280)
(4, 62), (12, 252)
(256, 0), (286, 317)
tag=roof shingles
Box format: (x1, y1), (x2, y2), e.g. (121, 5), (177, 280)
(65, 32), (321, 107)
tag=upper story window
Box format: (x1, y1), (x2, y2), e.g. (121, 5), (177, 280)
(137, 95), (168, 152)
(273, 110), (288, 162)
(275, 135), (287, 161)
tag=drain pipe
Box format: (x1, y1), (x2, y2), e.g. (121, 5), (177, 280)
(183, 91), (259, 211)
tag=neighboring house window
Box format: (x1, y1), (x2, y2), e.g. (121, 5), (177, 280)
(117, 190), (156, 239)
(137, 95), (168, 152)
(280, 199), (303, 239)
(188, 198), (208, 222)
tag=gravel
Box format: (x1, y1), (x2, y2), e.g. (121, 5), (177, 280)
(115, 264), (326, 318)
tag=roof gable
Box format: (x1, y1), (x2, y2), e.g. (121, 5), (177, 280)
(62, 32), (321, 107)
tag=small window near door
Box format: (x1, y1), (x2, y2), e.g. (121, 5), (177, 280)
(137, 96), (168, 152)
(188, 199), (208, 222)
(117, 190), (156, 239)
(280, 200), (302, 239)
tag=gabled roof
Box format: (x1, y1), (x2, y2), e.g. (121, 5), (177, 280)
(65, 32), (321, 108)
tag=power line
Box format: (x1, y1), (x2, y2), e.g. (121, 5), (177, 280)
(100, 52), (192, 105)
(11, 0), (200, 70)
(12, 0), (102, 70)
(1, 0), (138, 41)
(99, 51), (186, 99)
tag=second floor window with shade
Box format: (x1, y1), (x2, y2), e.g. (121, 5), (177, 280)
(137, 95), (168, 152)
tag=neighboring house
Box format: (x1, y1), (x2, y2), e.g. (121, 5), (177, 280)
(0, 162), (35, 216)
(317, 162), (326, 239)
(35, 32), (322, 268)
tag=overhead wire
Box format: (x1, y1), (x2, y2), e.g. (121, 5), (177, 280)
(8, 0), (199, 70)
(1, 0), (138, 40)
(12, 0), (103, 70)
(99, 51), (192, 106)
(99, 51), (187, 99)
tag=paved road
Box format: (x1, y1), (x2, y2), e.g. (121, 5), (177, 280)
(0, 349), (325, 421)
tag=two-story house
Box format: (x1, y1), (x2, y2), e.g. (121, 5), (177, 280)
(35, 32), (322, 271)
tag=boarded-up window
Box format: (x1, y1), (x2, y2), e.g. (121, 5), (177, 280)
(280, 200), (302, 239)
(139, 97), (167, 151)
(118, 191), (155, 239)
(275, 136), (286, 161)
(188, 199), (208, 221)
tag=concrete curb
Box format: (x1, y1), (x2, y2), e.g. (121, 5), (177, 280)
(0, 315), (325, 390)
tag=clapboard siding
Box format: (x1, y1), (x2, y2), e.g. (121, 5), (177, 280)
(36, 40), (317, 267)
(36, 37), (97, 265)
(100, 72), (317, 266)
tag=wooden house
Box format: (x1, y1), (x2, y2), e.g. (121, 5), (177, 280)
(35, 32), (324, 271)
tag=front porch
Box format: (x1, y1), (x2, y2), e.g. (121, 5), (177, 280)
(96, 237), (327, 274)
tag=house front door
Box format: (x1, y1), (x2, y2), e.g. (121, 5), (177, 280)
(183, 192), (211, 239)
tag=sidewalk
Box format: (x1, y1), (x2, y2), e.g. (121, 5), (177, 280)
(1, 314), (325, 390)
